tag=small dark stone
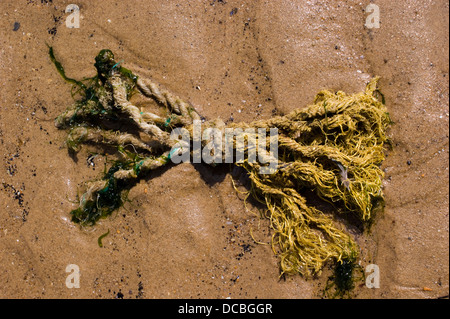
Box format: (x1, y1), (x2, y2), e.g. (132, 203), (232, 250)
(48, 27), (57, 35)
(407, 160), (412, 165)
(13, 22), (20, 31)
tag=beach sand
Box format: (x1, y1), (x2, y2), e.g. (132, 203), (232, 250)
(0, 0), (448, 298)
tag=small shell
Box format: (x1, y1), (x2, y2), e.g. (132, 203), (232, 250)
(334, 161), (351, 190)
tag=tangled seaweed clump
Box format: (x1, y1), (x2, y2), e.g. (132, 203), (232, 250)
(50, 47), (391, 288)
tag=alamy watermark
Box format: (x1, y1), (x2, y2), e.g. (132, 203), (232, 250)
(65, 4), (80, 29)
(63, 3), (380, 30)
(365, 4), (380, 29)
(65, 264), (80, 288)
(365, 264), (380, 288)
(168, 120), (279, 174)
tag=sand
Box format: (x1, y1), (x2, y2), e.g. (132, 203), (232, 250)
(0, 0), (448, 299)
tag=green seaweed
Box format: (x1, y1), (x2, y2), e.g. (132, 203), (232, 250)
(323, 255), (364, 299)
(97, 229), (110, 247)
(334, 258), (357, 292)
(69, 146), (148, 226)
(70, 162), (129, 226)
(94, 49), (116, 81)
(94, 49), (138, 98)
(48, 45), (86, 91)
(50, 46), (137, 107)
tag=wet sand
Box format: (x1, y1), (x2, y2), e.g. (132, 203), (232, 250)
(0, 0), (448, 298)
